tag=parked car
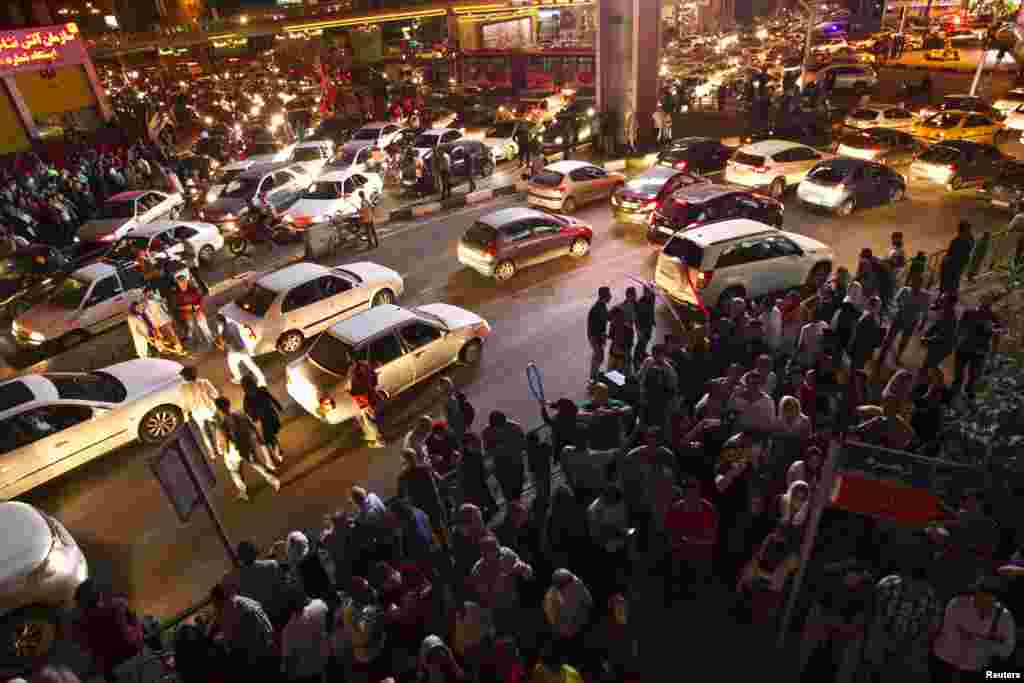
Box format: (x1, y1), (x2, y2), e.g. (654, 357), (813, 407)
(835, 127), (923, 167)
(0, 503), (88, 672)
(77, 191), (185, 250)
(108, 221), (225, 266)
(13, 262), (146, 350)
(611, 166), (709, 225)
(797, 158), (906, 215)
(978, 160), (1024, 212)
(402, 139), (494, 196)
(908, 140), (1006, 191)
(913, 110), (1001, 145)
(527, 160), (625, 213)
(286, 304), (490, 424)
(199, 162), (312, 228)
(406, 128), (463, 161)
(539, 110), (598, 154)
(481, 120), (541, 163)
(993, 88), (1024, 114)
(325, 141), (380, 175)
(816, 64), (878, 91)
(653, 218), (833, 311)
(919, 93), (1001, 121)
(656, 137), (734, 175)
(289, 139), (335, 176)
(219, 261), (403, 355)
(844, 105), (916, 131)
(350, 122), (405, 150)
(724, 140), (834, 198)
(0, 245), (82, 322)
(0, 359), (187, 500)
(282, 170), (384, 227)
(205, 159), (260, 204)
(647, 184), (784, 244)
(458, 207), (593, 281)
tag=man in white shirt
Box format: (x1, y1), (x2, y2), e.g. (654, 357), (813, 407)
(729, 370), (776, 434)
(931, 576), (1016, 676)
(179, 366), (220, 458)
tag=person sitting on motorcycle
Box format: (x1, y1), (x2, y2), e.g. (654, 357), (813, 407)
(247, 193), (280, 234)
(170, 268), (211, 350)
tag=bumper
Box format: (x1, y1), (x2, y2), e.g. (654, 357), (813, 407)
(527, 193), (564, 210)
(796, 188), (845, 210)
(613, 207), (651, 225)
(458, 251), (496, 277)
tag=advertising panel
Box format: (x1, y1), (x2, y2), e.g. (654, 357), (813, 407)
(483, 18), (532, 49)
(0, 23), (88, 76)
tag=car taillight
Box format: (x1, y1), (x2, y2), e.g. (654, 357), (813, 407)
(695, 270), (714, 289)
(485, 243), (497, 258)
(675, 160), (688, 170)
(558, 182), (569, 194)
(948, 164), (956, 171)
(754, 166), (768, 173)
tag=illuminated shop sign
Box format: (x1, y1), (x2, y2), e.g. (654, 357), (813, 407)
(0, 24), (88, 75)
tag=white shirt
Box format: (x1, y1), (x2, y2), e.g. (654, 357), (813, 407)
(281, 598), (330, 677)
(932, 596), (1016, 672)
(181, 378), (218, 420)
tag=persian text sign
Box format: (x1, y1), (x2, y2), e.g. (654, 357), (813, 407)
(0, 24), (88, 76)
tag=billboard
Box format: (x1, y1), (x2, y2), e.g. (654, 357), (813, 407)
(483, 17), (532, 49)
(0, 23), (88, 76)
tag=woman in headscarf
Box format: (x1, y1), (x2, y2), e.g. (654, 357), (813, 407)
(285, 530), (333, 602)
(457, 433), (496, 519)
(830, 281), (864, 352)
(735, 533), (800, 629)
(418, 635), (466, 682)
(540, 398), (579, 465)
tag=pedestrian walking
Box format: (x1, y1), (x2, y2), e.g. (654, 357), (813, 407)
(633, 284), (656, 367)
(242, 374), (286, 465)
(952, 299), (1003, 400)
(142, 287), (183, 353)
(587, 286), (612, 383)
(652, 107), (666, 145)
(939, 221), (974, 293)
(358, 190), (379, 248)
(482, 410), (526, 502)
(887, 231), (906, 286)
(847, 296), (884, 372)
(436, 148), (452, 200)
(214, 312), (266, 386)
(212, 396), (281, 502)
(180, 366), (220, 458)
(127, 302), (155, 358)
(879, 275), (929, 365)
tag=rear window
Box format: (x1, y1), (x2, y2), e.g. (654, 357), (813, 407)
(733, 152), (766, 167)
(663, 237), (704, 267)
(807, 164), (849, 184)
(919, 146), (960, 163)
(235, 285), (277, 317)
(662, 197), (702, 224)
(308, 334), (355, 376)
(532, 171), (564, 187)
(47, 372), (127, 403)
(463, 222), (498, 248)
(0, 380), (33, 412)
(849, 109), (879, 121)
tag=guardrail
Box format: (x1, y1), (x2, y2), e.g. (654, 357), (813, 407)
(920, 227), (1022, 290)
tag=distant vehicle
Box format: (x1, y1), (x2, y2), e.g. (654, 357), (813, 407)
(539, 109), (598, 155)
(835, 127), (923, 167)
(527, 160), (625, 213)
(282, 170), (383, 227)
(402, 139), (493, 196)
(611, 166), (709, 225)
(647, 185), (784, 244)
(815, 64), (878, 91)
(77, 191), (185, 250)
(0, 359), (187, 500)
(205, 159), (260, 204)
(908, 140), (1006, 191)
(844, 105), (916, 131)
(243, 139), (295, 165)
(108, 220), (225, 266)
(913, 110), (1000, 145)
(656, 137), (734, 175)
(219, 261), (403, 355)
(797, 158), (906, 215)
(199, 162), (313, 228)
(458, 207), (593, 281)
(481, 120), (540, 163)
(0, 503), (88, 671)
(919, 93), (1001, 121)
(289, 139), (335, 176)
(311, 115), (366, 145)
(724, 139), (835, 198)
(979, 160), (1024, 212)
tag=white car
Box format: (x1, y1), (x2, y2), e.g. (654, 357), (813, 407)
(1002, 104), (1024, 134)
(289, 140), (335, 176)
(324, 141), (378, 175)
(77, 190), (185, 247)
(0, 503), (88, 667)
(0, 359), (187, 500)
(113, 220), (225, 266)
(245, 141), (296, 165)
(350, 122), (405, 149)
(282, 170), (384, 227)
(218, 261), (404, 355)
(654, 218), (834, 311)
(724, 140), (835, 198)
(815, 65), (878, 91)
(844, 105), (916, 131)
(527, 160), (625, 213)
(994, 88), (1024, 114)
(482, 120), (529, 162)
(286, 303), (490, 424)
(205, 159), (260, 204)
(13, 262), (146, 350)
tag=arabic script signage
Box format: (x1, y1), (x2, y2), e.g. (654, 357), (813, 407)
(0, 24), (88, 76)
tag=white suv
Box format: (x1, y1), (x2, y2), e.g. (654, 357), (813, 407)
(725, 140), (834, 199)
(653, 218), (834, 311)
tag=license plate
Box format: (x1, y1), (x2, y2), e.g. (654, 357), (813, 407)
(992, 200), (1010, 207)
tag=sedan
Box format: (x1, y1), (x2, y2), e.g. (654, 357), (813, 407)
(458, 207), (593, 281)
(656, 137), (734, 175)
(286, 304), (490, 425)
(908, 140), (1005, 192)
(611, 166), (708, 225)
(324, 142), (379, 175)
(0, 359), (187, 500)
(77, 191), (185, 247)
(350, 122), (405, 150)
(481, 120), (539, 163)
(282, 171), (384, 227)
(797, 158), (906, 216)
(108, 221), (225, 266)
(978, 160), (1024, 212)
(913, 111), (1000, 145)
(835, 127), (922, 168)
(844, 105), (916, 131)
(527, 160), (625, 213)
(218, 261), (403, 355)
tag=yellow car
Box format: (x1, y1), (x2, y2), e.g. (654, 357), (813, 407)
(925, 41), (960, 61)
(913, 110), (1001, 145)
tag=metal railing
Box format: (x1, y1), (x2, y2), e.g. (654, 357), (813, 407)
(918, 228), (1021, 290)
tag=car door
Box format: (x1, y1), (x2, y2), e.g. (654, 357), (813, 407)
(498, 220), (537, 267)
(398, 319), (452, 381)
(280, 279), (331, 335)
(529, 217), (571, 264)
(844, 165), (875, 206)
(366, 332), (416, 395)
(790, 147), (822, 183)
(763, 234), (809, 290)
(0, 405), (103, 495)
(78, 274), (131, 334)
(316, 274), (365, 329)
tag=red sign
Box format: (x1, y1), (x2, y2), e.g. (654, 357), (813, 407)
(0, 23), (88, 76)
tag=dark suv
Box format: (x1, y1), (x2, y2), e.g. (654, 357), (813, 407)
(979, 160), (1024, 213)
(647, 184), (784, 244)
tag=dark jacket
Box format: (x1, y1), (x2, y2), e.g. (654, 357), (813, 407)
(848, 313), (883, 363)
(588, 300), (609, 341)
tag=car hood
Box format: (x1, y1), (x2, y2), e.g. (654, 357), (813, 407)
(337, 262), (401, 285)
(783, 231), (831, 253)
(100, 358), (184, 398)
(78, 218), (130, 242)
(0, 503), (50, 583)
(285, 197), (351, 221)
(204, 198), (248, 218)
(415, 303), (484, 331)
(16, 302), (79, 338)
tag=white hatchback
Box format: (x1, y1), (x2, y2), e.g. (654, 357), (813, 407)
(350, 122), (405, 149)
(282, 170), (384, 228)
(77, 190), (185, 246)
(724, 140), (835, 198)
(0, 358), (187, 500)
(218, 261), (404, 355)
(844, 105), (916, 131)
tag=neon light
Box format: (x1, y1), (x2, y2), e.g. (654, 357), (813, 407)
(0, 24), (87, 75)
(285, 8), (446, 32)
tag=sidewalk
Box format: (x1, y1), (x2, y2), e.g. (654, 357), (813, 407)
(882, 46), (1019, 74)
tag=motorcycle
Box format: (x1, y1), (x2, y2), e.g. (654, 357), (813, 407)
(224, 211), (297, 256)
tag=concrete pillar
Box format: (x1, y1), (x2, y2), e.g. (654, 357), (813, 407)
(1, 75), (40, 141)
(598, 0), (661, 151)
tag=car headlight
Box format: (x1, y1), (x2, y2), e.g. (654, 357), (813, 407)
(555, 136), (564, 144)
(282, 214), (293, 223)
(205, 191), (216, 204)
(223, 212), (235, 220)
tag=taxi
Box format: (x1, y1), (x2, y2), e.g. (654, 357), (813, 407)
(913, 110), (1000, 145)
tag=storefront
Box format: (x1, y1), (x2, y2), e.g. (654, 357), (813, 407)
(0, 23), (111, 155)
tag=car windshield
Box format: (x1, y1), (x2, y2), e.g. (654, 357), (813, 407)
(353, 129), (380, 141)
(734, 151), (766, 167)
(625, 176), (669, 193)
(292, 148), (323, 162)
(414, 133), (440, 148)
(488, 122), (518, 138)
(849, 109), (879, 121)
(924, 112), (962, 129)
(211, 168), (244, 186)
(248, 143), (279, 156)
(223, 178), (260, 199)
(50, 276), (91, 309)
(807, 164), (849, 184)
(235, 284), (277, 317)
(308, 334), (355, 376)
(302, 181), (344, 200)
(531, 170), (564, 187)
(47, 371), (127, 403)
(942, 98), (977, 110)
(663, 237), (704, 267)
(462, 109), (494, 125)
(841, 131), (882, 147)
(96, 200), (135, 220)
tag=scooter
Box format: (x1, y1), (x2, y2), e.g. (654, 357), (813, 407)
(224, 212), (296, 256)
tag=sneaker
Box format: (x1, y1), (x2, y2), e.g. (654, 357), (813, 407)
(235, 491), (250, 502)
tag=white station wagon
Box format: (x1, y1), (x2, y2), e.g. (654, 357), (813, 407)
(725, 140), (835, 198)
(218, 261), (404, 355)
(287, 303), (490, 424)
(0, 359), (187, 500)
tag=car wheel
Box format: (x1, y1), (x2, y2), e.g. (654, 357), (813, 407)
(139, 404), (182, 444)
(0, 606), (60, 669)
(769, 178), (786, 199)
(947, 175), (963, 192)
(561, 197), (577, 214)
(198, 244), (216, 265)
(890, 184), (906, 203)
(494, 260), (516, 281)
(371, 289), (395, 306)
(459, 339), (483, 365)
(569, 238), (591, 257)
(276, 330), (304, 355)
(60, 330), (89, 350)
(837, 198), (855, 216)
(807, 262), (832, 289)
(718, 287), (746, 311)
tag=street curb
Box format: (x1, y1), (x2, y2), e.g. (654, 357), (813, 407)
(883, 61), (1017, 75)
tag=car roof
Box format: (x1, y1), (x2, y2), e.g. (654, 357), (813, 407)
(239, 161), (294, 179)
(0, 375), (55, 414)
(671, 183), (747, 202)
(75, 261), (118, 282)
(108, 190), (148, 202)
(316, 168), (363, 182)
(478, 207), (547, 227)
(739, 139), (805, 155)
(341, 140), (375, 152)
(546, 160), (593, 173)
(813, 157), (878, 170)
(637, 165), (684, 180)
(664, 136), (714, 148)
(677, 218), (777, 247)
(221, 159), (254, 171)
(327, 304), (417, 345)
(257, 262), (332, 292)
(358, 122), (392, 131)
